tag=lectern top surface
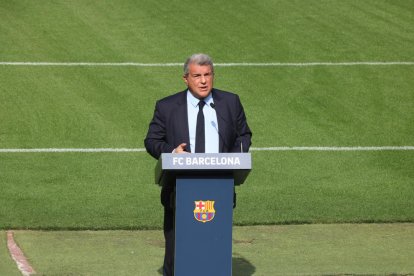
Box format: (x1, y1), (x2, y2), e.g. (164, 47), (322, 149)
(160, 152), (251, 170)
(155, 153), (252, 186)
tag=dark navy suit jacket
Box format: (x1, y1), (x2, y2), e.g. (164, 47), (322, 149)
(144, 88), (252, 159)
(144, 88), (252, 208)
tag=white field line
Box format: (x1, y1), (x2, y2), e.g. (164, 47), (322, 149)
(0, 61), (414, 67)
(250, 146), (414, 151)
(0, 148), (146, 153)
(0, 146), (413, 153)
(7, 231), (36, 276)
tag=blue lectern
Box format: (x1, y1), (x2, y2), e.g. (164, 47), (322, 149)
(155, 153), (251, 276)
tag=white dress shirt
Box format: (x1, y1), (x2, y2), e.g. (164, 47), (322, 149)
(187, 90), (219, 153)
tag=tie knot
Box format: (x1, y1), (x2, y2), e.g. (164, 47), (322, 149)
(198, 100), (206, 110)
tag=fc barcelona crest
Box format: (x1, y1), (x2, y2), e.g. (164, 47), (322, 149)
(194, 200), (215, 223)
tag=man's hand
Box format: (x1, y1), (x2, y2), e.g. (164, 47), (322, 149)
(174, 143), (189, 154)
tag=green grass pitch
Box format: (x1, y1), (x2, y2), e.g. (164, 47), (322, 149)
(1, 0), (413, 230)
(1, 0), (413, 275)
(2, 224), (414, 275)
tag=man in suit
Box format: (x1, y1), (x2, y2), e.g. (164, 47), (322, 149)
(144, 53), (252, 276)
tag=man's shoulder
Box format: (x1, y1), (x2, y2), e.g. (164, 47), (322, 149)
(156, 88), (240, 105)
(157, 90), (187, 105)
(212, 88), (240, 101)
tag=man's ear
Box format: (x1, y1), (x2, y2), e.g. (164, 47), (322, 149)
(183, 75), (188, 85)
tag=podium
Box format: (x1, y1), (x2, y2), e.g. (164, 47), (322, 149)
(155, 153), (252, 276)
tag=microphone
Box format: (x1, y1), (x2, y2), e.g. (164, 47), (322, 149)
(210, 103), (243, 152)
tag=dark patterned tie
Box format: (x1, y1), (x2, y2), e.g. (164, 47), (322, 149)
(195, 100), (206, 153)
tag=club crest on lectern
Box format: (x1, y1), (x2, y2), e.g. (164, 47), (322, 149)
(194, 200), (215, 223)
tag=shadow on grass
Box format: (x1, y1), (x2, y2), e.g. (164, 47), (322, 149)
(232, 256), (256, 275)
(157, 256), (255, 275)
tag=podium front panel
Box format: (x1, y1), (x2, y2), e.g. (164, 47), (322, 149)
(175, 176), (233, 276)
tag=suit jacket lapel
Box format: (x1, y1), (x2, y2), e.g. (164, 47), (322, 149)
(212, 89), (227, 152)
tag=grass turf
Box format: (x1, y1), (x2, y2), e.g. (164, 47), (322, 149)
(1, 1), (413, 62)
(0, 0), (413, 230)
(0, 1), (413, 274)
(5, 224), (414, 275)
(1, 66), (413, 148)
(1, 151), (413, 229)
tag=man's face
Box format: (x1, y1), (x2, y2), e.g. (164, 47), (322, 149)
(183, 63), (214, 99)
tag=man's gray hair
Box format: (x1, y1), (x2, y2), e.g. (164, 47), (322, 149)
(183, 53), (214, 76)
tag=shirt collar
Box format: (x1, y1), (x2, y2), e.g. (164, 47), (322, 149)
(187, 90), (214, 107)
